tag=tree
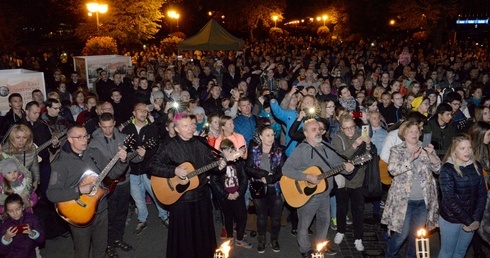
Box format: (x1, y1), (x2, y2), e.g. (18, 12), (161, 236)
(74, 0), (164, 46)
(222, 0), (286, 40)
(389, 0), (459, 35)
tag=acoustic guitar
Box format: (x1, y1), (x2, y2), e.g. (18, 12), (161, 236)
(280, 153), (372, 208)
(151, 152), (241, 205)
(103, 138), (157, 197)
(56, 135), (134, 227)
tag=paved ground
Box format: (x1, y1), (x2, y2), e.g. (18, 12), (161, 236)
(41, 202), (490, 258)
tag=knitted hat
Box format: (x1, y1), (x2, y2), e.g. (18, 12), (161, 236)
(193, 106), (206, 115)
(0, 158), (18, 176)
(411, 96), (424, 111)
(152, 90), (164, 100)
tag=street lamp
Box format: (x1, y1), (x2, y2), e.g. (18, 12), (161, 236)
(87, 2), (108, 35)
(322, 15), (328, 26)
(272, 15), (278, 27)
(389, 19), (396, 26)
(168, 10), (180, 32)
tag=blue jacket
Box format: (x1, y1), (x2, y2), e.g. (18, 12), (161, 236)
(233, 115), (256, 147)
(270, 100), (298, 156)
(440, 161), (487, 226)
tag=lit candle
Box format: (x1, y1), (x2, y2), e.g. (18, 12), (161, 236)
(415, 228), (430, 258)
(214, 240), (231, 258)
(311, 241), (328, 258)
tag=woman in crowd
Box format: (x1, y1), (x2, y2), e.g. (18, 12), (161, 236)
(70, 90), (86, 121)
(407, 81), (422, 97)
(1, 125), (39, 193)
(246, 125), (286, 253)
(331, 114), (372, 252)
(338, 85), (357, 112)
(411, 96), (430, 117)
(438, 134), (487, 258)
(474, 106), (490, 123)
(214, 116), (247, 158)
(206, 114), (221, 147)
(382, 121), (441, 258)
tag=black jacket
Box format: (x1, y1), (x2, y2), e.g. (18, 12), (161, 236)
(210, 160), (248, 201)
(440, 162), (487, 226)
(148, 136), (223, 202)
(122, 122), (159, 176)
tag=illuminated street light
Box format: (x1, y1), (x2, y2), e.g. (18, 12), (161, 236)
(322, 15), (328, 26)
(390, 19), (396, 26)
(272, 15), (278, 27)
(167, 10), (180, 32)
(86, 2), (108, 35)
(316, 17), (321, 21)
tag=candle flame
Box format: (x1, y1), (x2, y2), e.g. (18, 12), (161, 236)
(316, 241), (328, 252)
(417, 228), (427, 237)
(218, 240), (231, 258)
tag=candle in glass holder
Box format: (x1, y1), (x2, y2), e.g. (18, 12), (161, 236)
(214, 240), (231, 258)
(311, 241), (328, 258)
(415, 228), (430, 258)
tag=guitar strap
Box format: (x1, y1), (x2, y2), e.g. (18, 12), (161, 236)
(88, 153), (103, 173)
(308, 143), (332, 173)
(321, 141), (348, 162)
(195, 136), (222, 157)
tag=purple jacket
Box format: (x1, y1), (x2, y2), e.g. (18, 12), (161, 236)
(0, 212), (45, 258)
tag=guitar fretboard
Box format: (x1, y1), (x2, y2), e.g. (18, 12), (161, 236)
(187, 161), (220, 178)
(315, 153), (372, 180)
(93, 154), (121, 188)
(36, 133), (67, 153)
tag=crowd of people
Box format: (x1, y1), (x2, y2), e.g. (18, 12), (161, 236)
(0, 36), (490, 258)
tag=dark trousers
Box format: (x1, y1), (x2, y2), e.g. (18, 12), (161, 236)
(336, 187), (364, 239)
(253, 187), (283, 239)
(70, 208), (108, 258)
(108, 182), (130, 245)
(38, 162), (51, 200)
(285, 203), (298, 230)
(221, 195), (247, 240)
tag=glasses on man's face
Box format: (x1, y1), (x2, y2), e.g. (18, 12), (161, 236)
(342, 125), (356, 131)
(70, 134), (90, 141)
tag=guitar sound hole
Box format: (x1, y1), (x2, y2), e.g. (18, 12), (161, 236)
(303, 186), (317, 196)
(175, 182), (190, 193)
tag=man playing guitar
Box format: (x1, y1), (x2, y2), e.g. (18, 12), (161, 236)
(282, 119), (354, 257)
(47, 125), (128, 258)
(89, 113), (146, 257)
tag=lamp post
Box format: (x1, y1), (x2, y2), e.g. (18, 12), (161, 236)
(168, 11), (180, 32)
(272, 15), (278, 28)
(87, 2), (108, 35)
(322, 15), (328, 26)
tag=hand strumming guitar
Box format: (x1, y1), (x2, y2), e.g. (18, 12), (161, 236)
(175, 166), (188, 180)
(79, 183), (94, 194)
(306, 174), (321, 185)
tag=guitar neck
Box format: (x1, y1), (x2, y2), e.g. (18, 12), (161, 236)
(187, 160), (221, 179)
(37, 134), (67, 153)
(316, 164), (346, 181)
(93, 154), (121, 188)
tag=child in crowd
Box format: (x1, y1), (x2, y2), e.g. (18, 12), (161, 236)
(210, 139), (251, 248)
(0, 193), (44, 258)
(0, 158), (37, 214)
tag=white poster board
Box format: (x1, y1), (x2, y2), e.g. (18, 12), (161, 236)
(0, 69), (45, 115)
(73, 55), (132, 90)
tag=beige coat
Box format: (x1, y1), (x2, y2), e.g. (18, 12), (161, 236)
(381, 142), (441, 233)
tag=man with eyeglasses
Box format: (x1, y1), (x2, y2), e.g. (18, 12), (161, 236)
(444, 92), (469, 133)
(40, 98), (72, 134)
(47, 124), (128, 258)
(121, 103), (168, 235)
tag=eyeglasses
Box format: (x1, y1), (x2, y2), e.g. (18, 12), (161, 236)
(70, 134), (90, 140)
(342, 125), (356, 131)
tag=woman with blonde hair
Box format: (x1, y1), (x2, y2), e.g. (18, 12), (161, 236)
(214, 116), (247, 159)
(382, 121), (441, 258)
(438, 134), (487, 257)
(1, 124), (39, 191)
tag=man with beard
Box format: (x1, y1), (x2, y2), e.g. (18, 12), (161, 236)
(282, 119), (355, 257)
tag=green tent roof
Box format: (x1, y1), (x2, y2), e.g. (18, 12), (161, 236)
(178, 19), (244, 51)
